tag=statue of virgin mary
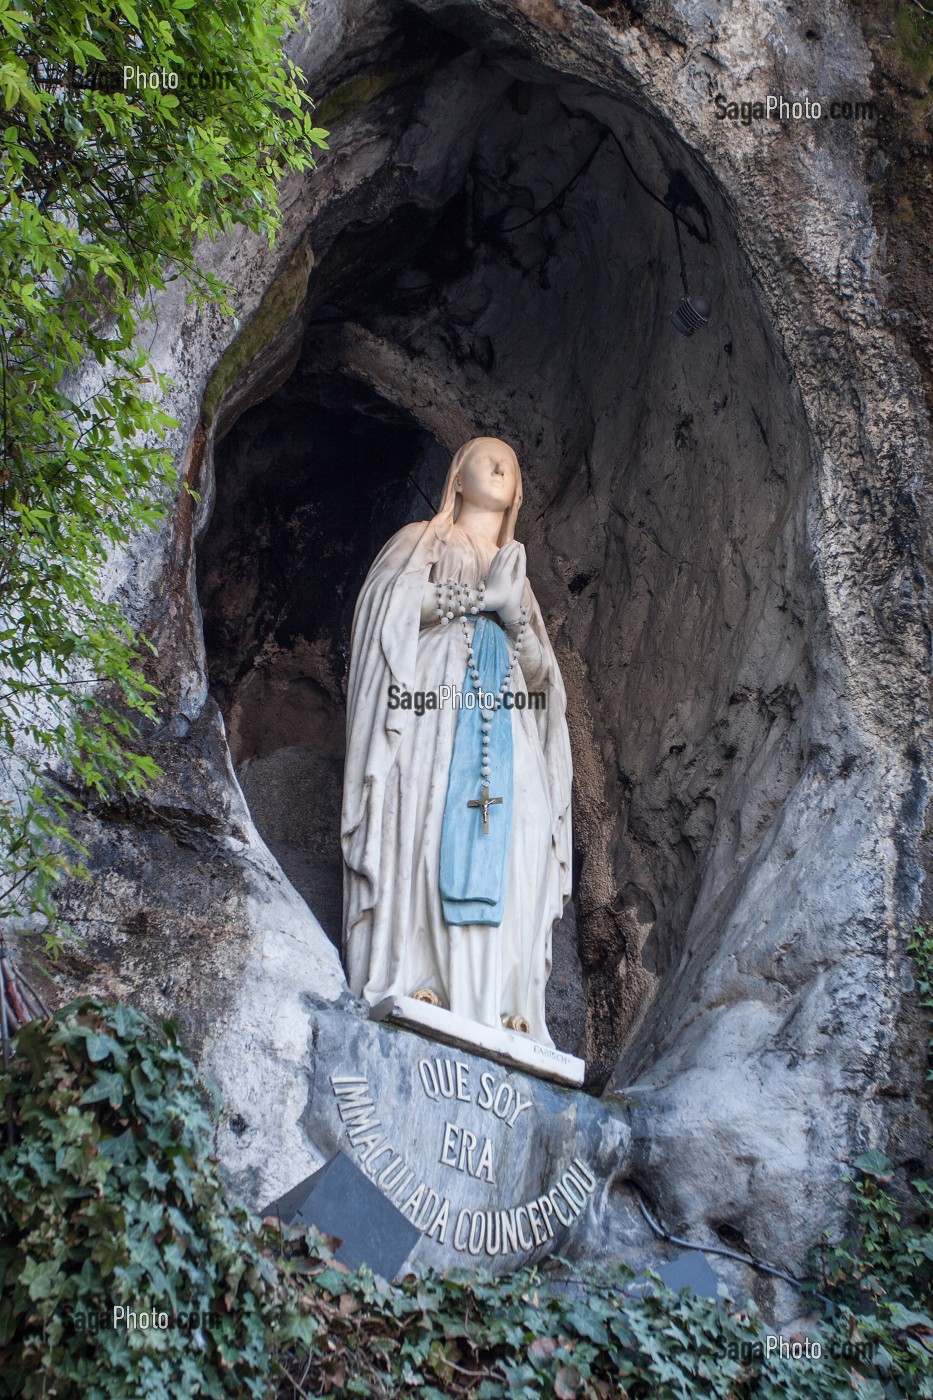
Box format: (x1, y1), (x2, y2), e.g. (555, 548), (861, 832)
(341, 437), (572, 1047)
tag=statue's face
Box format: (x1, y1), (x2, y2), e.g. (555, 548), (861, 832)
(458, 439), (518, 513)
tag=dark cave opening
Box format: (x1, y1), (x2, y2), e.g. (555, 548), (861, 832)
(197, 383), (444, 960)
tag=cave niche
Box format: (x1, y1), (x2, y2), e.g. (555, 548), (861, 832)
(197, 42), (815, 1086)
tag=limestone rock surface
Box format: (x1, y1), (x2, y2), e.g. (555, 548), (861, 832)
(18, 0), (932, 1323)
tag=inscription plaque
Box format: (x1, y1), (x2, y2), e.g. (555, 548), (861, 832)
(288, 998), (630, 1276)
(330, 1053), (597, 1261)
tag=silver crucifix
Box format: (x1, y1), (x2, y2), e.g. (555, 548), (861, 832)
(467, 784), (503, 835)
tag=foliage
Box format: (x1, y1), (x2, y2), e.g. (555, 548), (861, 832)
(2, 995), (933, 1399)
(0, 0), (327, 940)
(812, 1151), (933, 1392)
(824, 1151), (933, 1311)
(913, 922), (933, 1083)
(895, 0), (933, 83)
(272, 1249), (931, 1399)
(0, 997), (315, 1398)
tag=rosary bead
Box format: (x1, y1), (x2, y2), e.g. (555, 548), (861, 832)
(457, 587), (526, 798)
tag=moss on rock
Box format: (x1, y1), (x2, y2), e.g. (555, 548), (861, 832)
(200, 236), (314, 429)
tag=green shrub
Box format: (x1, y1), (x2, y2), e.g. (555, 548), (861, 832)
(2, 994), (931, 1399)
(0, 998), (313, 1398)
(0, 0), (328, 938)
(273, 1255), (927, 1399)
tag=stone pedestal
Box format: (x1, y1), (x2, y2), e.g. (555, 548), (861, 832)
(258, 996), (630, 1274)
(370, 995), (585, 1087)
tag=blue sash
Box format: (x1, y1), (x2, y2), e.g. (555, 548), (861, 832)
(439, 616), (514, 927)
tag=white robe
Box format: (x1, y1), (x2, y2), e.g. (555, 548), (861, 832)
(341, 519), (572, 1046)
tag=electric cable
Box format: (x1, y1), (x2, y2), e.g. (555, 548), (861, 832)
(496, 132), (608, 233)
(607, 131), (710, 243)
(629, 1183), (834, 1305)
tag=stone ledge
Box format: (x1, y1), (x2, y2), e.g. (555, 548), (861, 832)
(370, 995), (586, 1087)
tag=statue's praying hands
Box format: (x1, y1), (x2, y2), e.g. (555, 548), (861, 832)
(483, 540), (527, 627)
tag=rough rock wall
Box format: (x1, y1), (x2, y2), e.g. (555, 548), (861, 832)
(30, 0), (931, 1301)
(852, 0), (933, 931)
(199, 46), (816, 1087)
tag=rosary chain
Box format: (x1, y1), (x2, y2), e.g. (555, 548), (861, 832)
(433, 577), (529, 788)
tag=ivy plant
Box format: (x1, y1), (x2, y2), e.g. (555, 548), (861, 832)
(3, 994), (932, 1399)
(809, 924), (933, 1392)
(0, 998), (316, 1398)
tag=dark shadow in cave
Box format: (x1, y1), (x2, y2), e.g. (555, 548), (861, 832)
(198, 384), (442, 955)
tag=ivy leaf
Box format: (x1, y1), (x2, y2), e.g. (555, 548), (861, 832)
(99, 1128), (137, 1162)
(853, 1151), (894, 1182)
(563, 1303), (609, 1345)
(81, 1071), (125, 1107)
(84, 1032), (119, 1062)
(554, 1362), (582, 1398)
(20, 1257), (62, 1302)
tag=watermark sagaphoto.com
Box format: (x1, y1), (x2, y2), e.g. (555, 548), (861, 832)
(714, 93), (875, 125)
(63, 1304), (222, 1334)
(85, 65), (236, 92)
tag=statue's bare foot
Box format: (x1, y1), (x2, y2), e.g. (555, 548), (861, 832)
(412, 988), (443, 1006)
(502, 1013), (530, 1034)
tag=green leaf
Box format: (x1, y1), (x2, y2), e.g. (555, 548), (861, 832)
(85, 1032), (119, 1062)
(20, 1257), (62, 1303)
(81, 1071), (125, 1107)
(854, 1150), (895, 1181)
(99, 1128), (137, 1162)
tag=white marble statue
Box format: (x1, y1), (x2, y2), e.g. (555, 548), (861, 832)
(341, 438), (572, 1046)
